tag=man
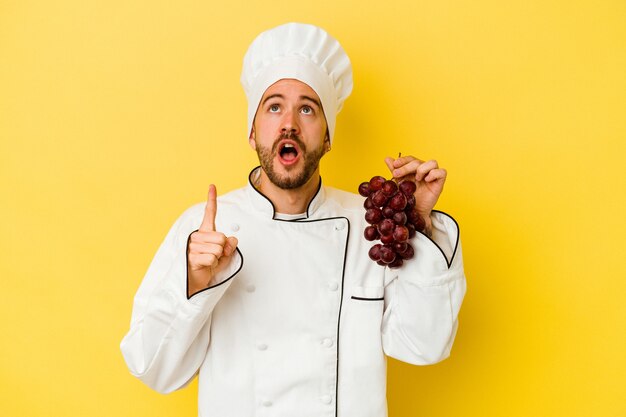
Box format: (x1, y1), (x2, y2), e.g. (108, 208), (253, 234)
(121, 22), (466, 417)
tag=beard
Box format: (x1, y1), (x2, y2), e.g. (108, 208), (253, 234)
(255, 133), (325, 190)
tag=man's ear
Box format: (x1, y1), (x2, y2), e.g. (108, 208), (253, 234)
(323, 136), (331, 154)
(248, 126), (256, 150)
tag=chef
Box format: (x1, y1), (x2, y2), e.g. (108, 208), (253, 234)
(121, 22), (467, 417)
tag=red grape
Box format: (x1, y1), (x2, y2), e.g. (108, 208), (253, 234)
(393, 242), (408, 253)
(381, 180), (398, 196)
(392, 211), (407, 225)
(406, 194), (416, 208)
(364, 197), (375, 210)
(388, 258), (404, 268)
(389, 192), (407, 211)
(393, 225), (409, 242)
(371, 190), (389, 207)
(413, 214), (426, 233)
(368, 244), (382, 261)
(358, 182), (371, 197)
(399, 180), (416, 196)
(380, 233), (395, 244)
(406, 207), (420, 225)
(382, 206), (395, 219)
(369, 176), (386, 191)
(406, 223), (416, 239)
(380, 246), (396, 264)
(364, 225), (379, 241)
(398, 243), (414, 260)
(365, 208), (383, 224)
(378, 218), (395, 235)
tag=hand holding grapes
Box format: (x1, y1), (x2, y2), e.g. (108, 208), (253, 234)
(384, 155), (447, 235)
(187, 185), (239, 297)
(358, 155), (446, 268)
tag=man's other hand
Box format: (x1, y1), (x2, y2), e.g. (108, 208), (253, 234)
(187, 184), (238, 298)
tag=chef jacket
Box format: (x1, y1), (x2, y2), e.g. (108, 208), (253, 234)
(121, 167), (467, 417)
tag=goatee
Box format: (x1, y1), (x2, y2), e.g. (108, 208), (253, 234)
(256, 133), (325, 190)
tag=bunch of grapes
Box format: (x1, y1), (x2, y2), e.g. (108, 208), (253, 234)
(358, 176), (425, 268)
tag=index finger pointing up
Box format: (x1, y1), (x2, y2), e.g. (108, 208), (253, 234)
(199, 184), (217, 232)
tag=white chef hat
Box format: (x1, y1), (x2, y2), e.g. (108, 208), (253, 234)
(241, 22), (353, 144)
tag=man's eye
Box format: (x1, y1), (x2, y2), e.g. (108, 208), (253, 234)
(269, 104), (280, 112)
(301, 106), (312, 114)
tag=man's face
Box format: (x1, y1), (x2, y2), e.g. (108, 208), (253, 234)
(249, 78), (329, 190)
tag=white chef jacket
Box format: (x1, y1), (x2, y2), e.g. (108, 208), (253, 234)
(120, 167), (466, 417)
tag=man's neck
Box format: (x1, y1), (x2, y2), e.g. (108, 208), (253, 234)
(255, 169), (321, 215)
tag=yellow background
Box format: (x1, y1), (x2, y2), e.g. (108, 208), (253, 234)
(1, 0), (625, 415)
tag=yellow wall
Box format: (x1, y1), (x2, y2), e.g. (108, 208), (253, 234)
(1, 1), (624, 416)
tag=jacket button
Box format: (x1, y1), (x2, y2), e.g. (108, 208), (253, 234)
(246, 284), (256, 293)
(231, 223), (240, 232)
(322, 338), (334, 348)
(256, 343), (268, 351)
(321, 395), (332, 404)
(328, 282), (339, 291)
(261, 399), (273, 407)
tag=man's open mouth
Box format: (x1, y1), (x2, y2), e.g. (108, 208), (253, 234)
(277, 140), (301, 165)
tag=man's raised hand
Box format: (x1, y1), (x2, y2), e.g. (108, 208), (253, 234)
(384, 155), (447, 235)
(187, 185), (238, 297)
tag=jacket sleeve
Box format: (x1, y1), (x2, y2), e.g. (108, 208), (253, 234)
(381, 210), (466, 365)
(120, 206), (243, 393)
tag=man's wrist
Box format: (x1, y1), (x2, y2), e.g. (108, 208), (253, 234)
(422, 213), (433, 238)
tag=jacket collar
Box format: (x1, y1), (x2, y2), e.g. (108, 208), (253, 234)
(246, 166), (326, 220)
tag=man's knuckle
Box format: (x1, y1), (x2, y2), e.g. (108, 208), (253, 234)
(192, 231), (207, 242)
(188, 254), (200, 265)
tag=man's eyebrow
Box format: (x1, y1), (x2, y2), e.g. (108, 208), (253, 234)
(300, 95), (322, 108)
(262, 94), (284, 105)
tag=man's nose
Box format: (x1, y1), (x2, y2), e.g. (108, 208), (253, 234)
(281, 110), (299, 134)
